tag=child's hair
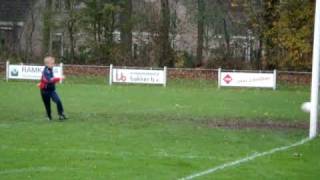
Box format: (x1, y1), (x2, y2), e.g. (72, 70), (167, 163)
(44, 56), (55, 65)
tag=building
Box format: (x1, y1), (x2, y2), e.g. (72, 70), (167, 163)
(0, 0), (32, 57)
(0, 0), (65, 61)
(0, 0), (256, 64)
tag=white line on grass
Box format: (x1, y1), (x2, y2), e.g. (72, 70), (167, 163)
(0, 146), (217, 160)
(0, 166), (74, 175)
(179, 138), (311, 180)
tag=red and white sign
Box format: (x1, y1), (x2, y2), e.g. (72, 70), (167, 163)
(223, 74), (233, 84)
(218, 70), (276, 89)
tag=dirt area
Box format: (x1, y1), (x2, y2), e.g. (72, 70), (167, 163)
(204, 120), (312, 130)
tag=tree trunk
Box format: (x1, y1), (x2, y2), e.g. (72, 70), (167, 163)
(26, 0), (35, 62)
(262, 0), (280, 69)
(197, 0), (205, 67)
(223, 18), (230, 58)
(256, 36), (263, 69)
(43, 0), (53, 56)
(68, 25), (75, 63)
(120, 0), (133, 64)
(159, 0), (172, 67)
(66, 0), (76, 63)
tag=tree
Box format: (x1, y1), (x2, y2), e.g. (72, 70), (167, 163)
(270, 0), (314, 70)
(183, 0), (235, 68)
(196, 0), (205, 67)
(158, 0), (173, 67)
(24, 0), (37, 62)
(246, 0), (280, 69)
(120, 0), (133, 64)
(262, 0), (280, 69)
(246, 0), (264, 68)
(248, 0), (314, 70)
(64, 0), (80, 63)
(128, 0), (160, 66)
(80, 0), (121, 64)
(43, 0), (53, 55)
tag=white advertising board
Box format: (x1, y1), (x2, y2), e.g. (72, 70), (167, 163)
(6, 62), (63, 81)
(109, 65), (167, 86)
(218, 69), (276, 89)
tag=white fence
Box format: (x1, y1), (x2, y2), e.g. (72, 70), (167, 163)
(5, 61), (64, 82)
(109, 65), (167, 87)
(1, 62), (312, 87)
(218, 68), (277, 90)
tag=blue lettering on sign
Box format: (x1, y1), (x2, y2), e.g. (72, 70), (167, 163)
(22, 66), (43, 73)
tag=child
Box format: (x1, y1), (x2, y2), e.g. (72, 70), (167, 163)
(38, 56), (67, 121)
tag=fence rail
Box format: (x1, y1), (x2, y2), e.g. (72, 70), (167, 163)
(0, 63), (313, 85)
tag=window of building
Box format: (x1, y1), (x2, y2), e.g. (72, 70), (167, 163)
(0, 32), (4, 50)
(231, 0), (248, 7)
(54, 0), (65, 12)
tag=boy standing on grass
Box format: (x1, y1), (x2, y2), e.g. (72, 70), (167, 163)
(38, 56), (67, 121)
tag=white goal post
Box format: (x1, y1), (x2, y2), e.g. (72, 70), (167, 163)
(309, 0), (320, 139)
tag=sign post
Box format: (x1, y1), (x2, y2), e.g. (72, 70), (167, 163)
(6, 61), (9, 82)
(273, 69), (277, 90)
(164, 66), (167, 87)
(109, 64), (113, 86)
(60, 63), (63, 84)
(218, 68), (221, 89)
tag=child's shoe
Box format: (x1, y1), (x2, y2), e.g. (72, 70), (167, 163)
(59, 114), (67, 121)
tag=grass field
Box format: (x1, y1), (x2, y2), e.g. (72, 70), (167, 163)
(0, 79), (319, 179)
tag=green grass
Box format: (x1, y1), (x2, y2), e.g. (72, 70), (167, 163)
(209, 138), (320, 180)
(0, 79), (319, 179)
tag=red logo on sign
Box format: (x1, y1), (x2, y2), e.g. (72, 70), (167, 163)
(223, 74), (232, 84)
(116, 72), (127, 82)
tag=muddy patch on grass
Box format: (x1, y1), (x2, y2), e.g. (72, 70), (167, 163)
(204, 120), (313, 130)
